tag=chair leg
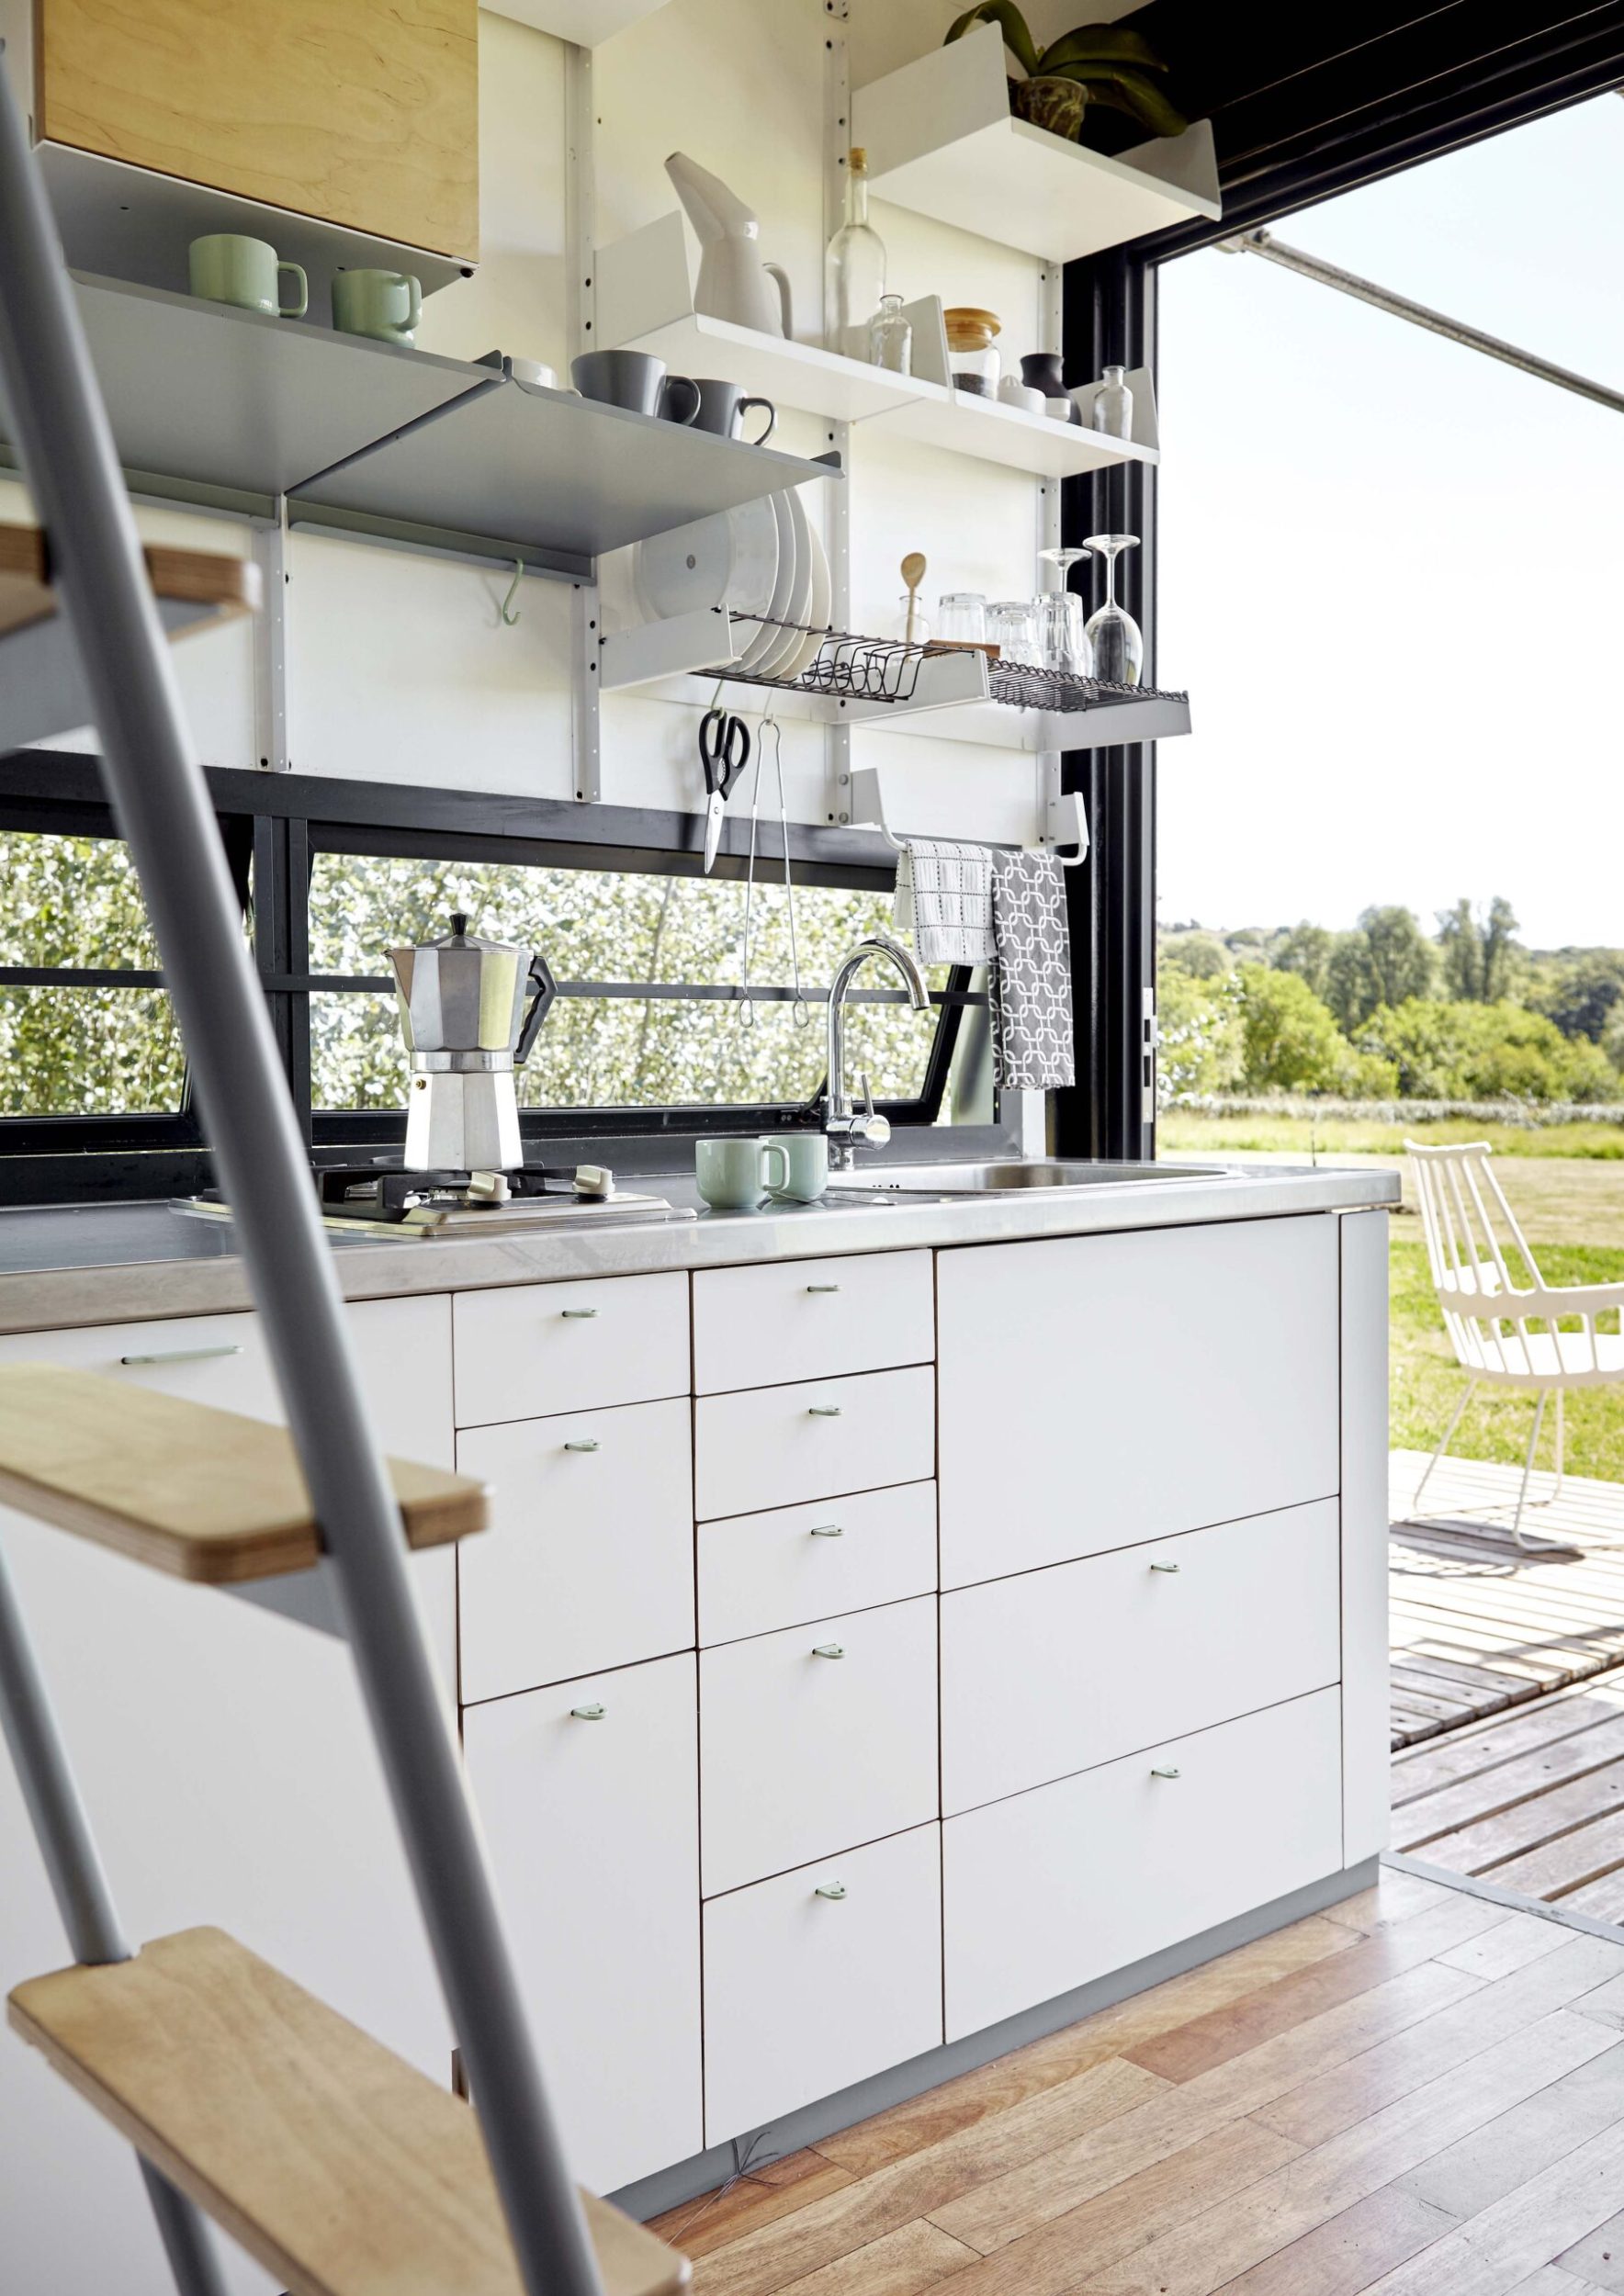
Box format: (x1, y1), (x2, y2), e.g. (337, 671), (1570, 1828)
(1512, 1390), (1549, 1549)
(1411, 1379), (1478, 1517)
(1553, 1387), (1566, 1497)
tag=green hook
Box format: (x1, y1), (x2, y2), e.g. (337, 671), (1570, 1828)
(500, 560), (523, 625)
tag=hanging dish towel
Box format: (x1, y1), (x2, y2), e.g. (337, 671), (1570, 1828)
(893, 838), (996, 964)
(990, 850), (1075, 1089)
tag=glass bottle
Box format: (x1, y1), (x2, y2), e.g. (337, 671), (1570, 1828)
(826, 146), (886, 362)
(1092, 364), (1133, 438)
(868, 293), (912, 374)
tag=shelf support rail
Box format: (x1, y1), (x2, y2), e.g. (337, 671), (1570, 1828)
(0, 45), (604, 2296)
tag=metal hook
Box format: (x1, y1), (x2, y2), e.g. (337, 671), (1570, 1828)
(499, 561), (523, 625)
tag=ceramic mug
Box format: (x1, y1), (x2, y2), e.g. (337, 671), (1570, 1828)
(695, 1136), (790, 1211)
(692, 378), (776, 445)
(333, 268), (422, 347)
(508, 356), (558, 388)
(189, 233), (307, 319)
(573, 348), (694, 420)
(763, 1134), (829, 1205)
(656, 374), (704, 425)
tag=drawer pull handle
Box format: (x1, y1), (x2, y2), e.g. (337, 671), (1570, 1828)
(1149, 1561), (1181, 1575)
(809, 1524), (844, 1538)
(1150, 1765), (1182, 1780)
(806, 1284), (842, 1295)
(814, 1883), (848, 1900)
(118, 1344), (243, 1367)
(570, 1703), (606, 1721)
(560, 1308), (600, 1320)
(812, 1643), (845, 1660)
(807, 1405), (843, 1419)
(563, 1439), (601, 1454)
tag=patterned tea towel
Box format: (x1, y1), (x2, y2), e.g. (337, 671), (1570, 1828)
(893, 838), (996, 964)
(990, 850), (1075, 1089)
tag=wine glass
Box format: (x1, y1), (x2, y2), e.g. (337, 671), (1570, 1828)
(1083, 535), (1143, 686)
(1038, 544), (1091, 592)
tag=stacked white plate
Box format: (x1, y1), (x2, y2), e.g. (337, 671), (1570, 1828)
(634, 491), (831, 686)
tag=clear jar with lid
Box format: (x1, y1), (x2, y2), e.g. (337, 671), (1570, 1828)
(943, 307), (1001, 399)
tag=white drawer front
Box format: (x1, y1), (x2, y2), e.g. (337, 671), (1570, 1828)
(704, 1823), (942, 2143)
(693, 1250), (934, 1395)
(937, 1218), (1340, 1587)
(457, 1399), (694, 1703)
(452, 1273), (689, 1429)
(942, 1688), (1344, 2040)
(701, 1593), (939, 1896)
(694, 1365), (935, 1523)
(0, 1296), (457, 1686)
(463, 1653), (703, 2193)
(941, 1499), (1341, 1815)
(698, 1480), (938, 1648)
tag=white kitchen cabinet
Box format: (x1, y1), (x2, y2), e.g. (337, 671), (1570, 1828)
(692, 1250), (934, 1395)
(703, 1822), (942, 2143)
(462, 1652), (702, 2195)
(698, 1480), (939, 1648)
(942, 1687), (1345, 2040)
(936, 1218), (1340, 1588)
(694, 1365), (936, 1522)
(451, 1272), (689, 1428)
(700, 1593), (939, 1896)
(940, 1498), (1341, 1816)
(1340, 1210), (1392, 1865)
(457, 1398), (694, 1703)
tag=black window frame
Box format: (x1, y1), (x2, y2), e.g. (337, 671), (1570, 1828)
(0, 752), (1000, 1202)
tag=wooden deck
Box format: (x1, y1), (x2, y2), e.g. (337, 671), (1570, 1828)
(1389, 1448), (1624, 1750)
(653, 1863), (1624, 2296)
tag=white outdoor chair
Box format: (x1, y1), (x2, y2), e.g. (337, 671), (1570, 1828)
(1405, 1140), (1624, 1543)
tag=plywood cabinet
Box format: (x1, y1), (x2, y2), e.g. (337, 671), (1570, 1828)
(32, 0), (479, 260)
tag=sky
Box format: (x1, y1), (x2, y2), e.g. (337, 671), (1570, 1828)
(1156, 92), (1624, 951)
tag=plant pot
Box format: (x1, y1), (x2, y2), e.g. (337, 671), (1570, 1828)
(1011, 74), (1088, 141)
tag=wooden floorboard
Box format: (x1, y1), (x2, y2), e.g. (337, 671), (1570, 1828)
(680, 1866), (1624, 2296)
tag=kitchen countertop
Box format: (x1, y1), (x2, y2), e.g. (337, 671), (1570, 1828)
(0, 1160), (1400, 1335)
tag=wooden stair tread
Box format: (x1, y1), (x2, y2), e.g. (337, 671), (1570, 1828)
(0, 1365), (487, 1582)
(0, 521), (259, 639)
(8, 1927), (690, 2296)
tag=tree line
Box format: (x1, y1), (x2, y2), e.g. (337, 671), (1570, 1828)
(1159, 899), (1624, 1103)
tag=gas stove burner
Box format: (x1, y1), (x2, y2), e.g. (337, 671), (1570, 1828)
(313, 1163), (589, 1223)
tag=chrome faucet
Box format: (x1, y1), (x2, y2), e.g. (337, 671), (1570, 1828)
(820, 933), (930, 1168)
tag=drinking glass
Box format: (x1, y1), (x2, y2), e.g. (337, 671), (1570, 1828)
(1083, 535), (1143, 686)
(1034, 592), (1090, 676)
(936, 591), (987, 646)
(987, 599), (1039, 666)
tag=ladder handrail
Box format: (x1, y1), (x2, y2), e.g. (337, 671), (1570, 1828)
(0, 45), (603, 2296)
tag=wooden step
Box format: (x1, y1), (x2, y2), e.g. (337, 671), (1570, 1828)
(0, 1364), (487, 1582)
(9, 1927), (691, 2296)
(0, 520), (260, 748)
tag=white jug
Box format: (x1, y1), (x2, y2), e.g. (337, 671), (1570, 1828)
(665, 152), (794, 340)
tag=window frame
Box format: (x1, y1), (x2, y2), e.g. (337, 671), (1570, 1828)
(0, 756), (996, 1201)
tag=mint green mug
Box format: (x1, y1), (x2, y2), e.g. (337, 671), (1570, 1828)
(189, 233), (307, 319)
(696, 1137), (790, 1212)
(764, 1134), (829, 1204)
(333, 267), (423, 347)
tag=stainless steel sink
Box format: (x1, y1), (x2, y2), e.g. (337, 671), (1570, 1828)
(826, 1158), (1233, 1195)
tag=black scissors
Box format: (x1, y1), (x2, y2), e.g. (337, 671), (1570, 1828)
(701, 707), (751, 873)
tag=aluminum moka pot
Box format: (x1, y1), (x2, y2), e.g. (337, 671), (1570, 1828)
(388, 912), (557, 1172)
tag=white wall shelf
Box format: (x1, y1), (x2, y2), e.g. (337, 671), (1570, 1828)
(595, 216), (1157, 478)
(852, 25), (1221, 264)
(482, 0), (674, 45)
(876, 689), (1193, 751)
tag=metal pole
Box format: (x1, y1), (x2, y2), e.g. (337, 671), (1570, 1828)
(0, 1543), (230, 2296)
(0, 51), (603, 2296)
(1222, 227), (1624, 418)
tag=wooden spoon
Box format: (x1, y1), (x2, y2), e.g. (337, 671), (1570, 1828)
(900, 551), (926, 645)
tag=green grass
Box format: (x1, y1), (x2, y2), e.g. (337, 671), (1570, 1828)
(1162, 1110), (1624, 1160)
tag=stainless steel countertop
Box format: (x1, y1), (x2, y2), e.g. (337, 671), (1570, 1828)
(0, 1160), (1401, 1336)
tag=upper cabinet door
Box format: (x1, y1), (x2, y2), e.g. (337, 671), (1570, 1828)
(937, 1217), (1341, 1589)
(36, 0), (480, 260)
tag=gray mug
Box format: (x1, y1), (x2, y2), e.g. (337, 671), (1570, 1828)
(657, 374), (703, 425)
(572, 348), (694, 421)
(693, 378), (776, 445)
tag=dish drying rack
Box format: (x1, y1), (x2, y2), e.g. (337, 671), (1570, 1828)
(598, 610), (1192, 748)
